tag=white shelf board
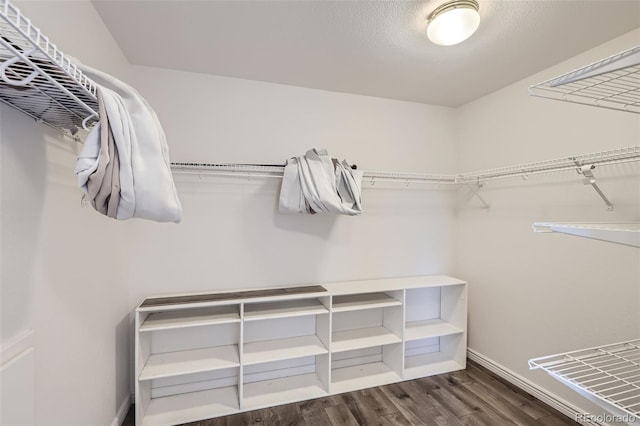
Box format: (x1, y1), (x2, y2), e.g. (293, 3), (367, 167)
(142, 386), (239, 426)
(332, 326), (401, 353)
(243, 373), (327, 410)
(331, 362), (401, 394)
(243, 335), (328, 365)
(244, 299), (328, 321)
(332, 293), (401, 313)
(140, 345), (239, 381)
(140, 306), (240, 332)
(404, 353), (465, 380)
(533, 222), (640, 248)
(323, 275), (466, 295)
(405, 319), (464, 341)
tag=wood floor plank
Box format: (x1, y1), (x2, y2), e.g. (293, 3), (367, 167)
(458, 378), (540, 426)
(430, 374), (517, 426)
(466, 363), (559, 421)
(324, 404), (359, 426)
(300, 398), (334, 426)
(224, 411), (254, 426)
(379, 382), (428, 425)
(250, 408), (282, 426)
(186, 418), (229, 426)
(465, 363), (571, 424)
(354, 387), (402, 417)
(535, 415), (579, 426)
(398, 379), (467, 426)
(275, 404), (307, 426)
(379, 411), (413, 426)
(460, 410), (512, 426)
(420, 375), (476, 418)
(340, 391), (381, 425)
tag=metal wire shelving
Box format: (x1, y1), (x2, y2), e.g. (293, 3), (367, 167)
(529, 341), (640, 421)
(529, 45), (640, 114)
(0, 0), (98, 134)
(0, 0), (638, 194)
(170, 162), (459, 185)
(528, 45), (640, 423)
(171, 146), (640, 188)
(456, 146), (640, 183)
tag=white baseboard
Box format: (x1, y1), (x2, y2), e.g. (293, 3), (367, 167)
(467, 349), (610, 426)
(110, 394), (132, 426)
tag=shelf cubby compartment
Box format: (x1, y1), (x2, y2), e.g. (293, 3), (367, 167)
(141, 382), (239, 426)
(241, 300), (331, 409)
(242, 297), (330, 365)
(402, 284), (466, 379)
(136, 310), (241, 426)
(243, 334), (328, 365)
(244, 298), (328, 321)
(332, 291), (402, 312)
(139, 345), (239, 381)
(139, 305), (241, 332)
(331, 344), (403, 394)
(242, 356), (329, 411)
(403, 334), (466, 380)
(331, 293), (403, 353)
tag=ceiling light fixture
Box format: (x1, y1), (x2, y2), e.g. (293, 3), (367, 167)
(427, 0), (480, 46)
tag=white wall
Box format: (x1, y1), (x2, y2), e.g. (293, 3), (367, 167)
(123, 64), (458, 307)
(1, 1), (131, 425)
(455, 29), (640, 418)
(2, 2), (638, 424)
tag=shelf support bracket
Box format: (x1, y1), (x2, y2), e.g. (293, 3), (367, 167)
(465, 182), (489, 209)
(575, 161), (613, 211)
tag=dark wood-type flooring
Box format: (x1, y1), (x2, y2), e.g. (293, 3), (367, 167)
(123, 360), (578, 426)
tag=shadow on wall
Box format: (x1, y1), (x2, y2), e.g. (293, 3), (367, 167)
(0, 105), (47, 342)
(115, 312), (130, 417)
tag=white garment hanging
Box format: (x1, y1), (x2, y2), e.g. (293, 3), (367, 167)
(279, 149), (363, 215)
(73, 61), (182, 223)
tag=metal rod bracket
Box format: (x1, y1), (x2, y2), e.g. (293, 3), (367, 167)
(466, 182), (489, 209)
(575, 162), (613, 211)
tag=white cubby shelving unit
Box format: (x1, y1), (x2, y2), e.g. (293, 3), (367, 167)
(528, 44), (640, 422)
(135, 275), (467, 426)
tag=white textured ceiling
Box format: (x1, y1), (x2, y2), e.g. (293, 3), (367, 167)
(92, 0), (640, 107)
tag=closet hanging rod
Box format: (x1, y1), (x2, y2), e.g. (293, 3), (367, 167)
(170, 162), (459, 185)
(171, 146), (639, 185)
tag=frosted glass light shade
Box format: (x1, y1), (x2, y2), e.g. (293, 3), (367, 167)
(427, 0), (480, 46)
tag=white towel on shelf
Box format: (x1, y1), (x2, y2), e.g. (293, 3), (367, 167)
(73, 61), (182, 223)
(279, 148), (363, 215)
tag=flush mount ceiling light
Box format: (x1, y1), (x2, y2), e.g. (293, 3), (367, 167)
(427, 0), (480, 46)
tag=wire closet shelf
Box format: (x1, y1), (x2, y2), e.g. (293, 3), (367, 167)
(0, 0), (98, 134)
(456, 146), (640, 183)
(170, 162), (459, 185)
(0, 0), (638, 187)
(529, 45), (640, 114)
(529, 340), (640, 421)
(171, 146), (640, 184)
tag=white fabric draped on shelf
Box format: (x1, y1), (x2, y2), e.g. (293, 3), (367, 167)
(279, 148), (363, 215)
(74, 61), (182, 223)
